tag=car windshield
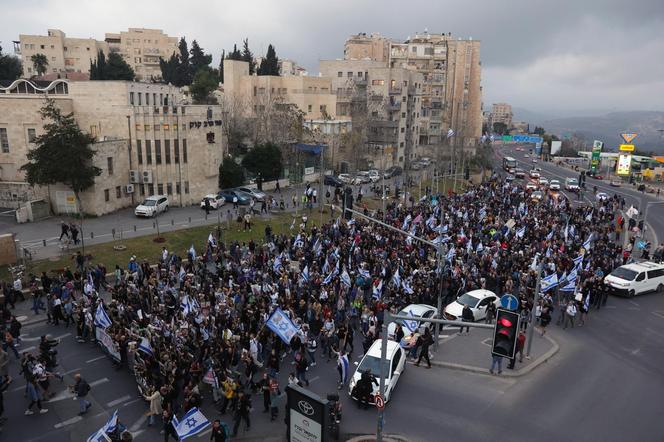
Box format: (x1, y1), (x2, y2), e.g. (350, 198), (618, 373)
(457, 293), (480, 307)
(141, 200), (157, 206)
(357, 355), (392, 378)
(610, 267), (637, 281)
(568, 179), (578, 185)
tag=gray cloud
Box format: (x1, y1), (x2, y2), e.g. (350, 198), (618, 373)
(1, 0), (663, 115)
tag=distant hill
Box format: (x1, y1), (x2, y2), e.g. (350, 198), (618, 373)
(533, 111), (664, 153)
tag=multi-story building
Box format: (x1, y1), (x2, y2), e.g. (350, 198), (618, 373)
(343, 33), (392, 62)
(14, 28), (178, 80)
(489, 102), (513, 130)
(0, 79), (225, 216)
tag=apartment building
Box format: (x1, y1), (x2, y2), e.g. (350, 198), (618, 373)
(343, 33), (392, 62)
(0, 79), (225, 216)
(489, 102), (513, 129)
(15, 28), (178, 80)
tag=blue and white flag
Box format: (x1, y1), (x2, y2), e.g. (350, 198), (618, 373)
(322, 265), (338, 285)
(426, 215), (436, 229)
(573, 254), (584, 270)
(391, 269), (401, 287)
(402, 214), (412, 231)
(478, 207), (487, 220)
(273, 254), (283, 273)
(188, 245), (196, 261)
(172, 407), (211, 440)
(339, 354), (350, 384)
(207, 233), (216, 248)
(340, 268), (352, 288)
(358, 267), (370, 279)
(447, 128), (455, 138)
(546, 230), (554, 241)
(87, 410), (118, 442)
(300, 265), (310, 283)
(94, 303), (112, 329)
(294, 234), (304, 248)
(516, 226), (526, 238)
(372, 280), (383, 299)
(541, 272), (559, 292)
(403, 310), (419, 333)
(476, 242), (484, 253)
(583, 233), (593, 251)
(545, 246), (552, 258)
(266, 307), (300, 344)
(583, 293), (590, 311)
(402, 279), (414, 294)
(289, 218), (296, 230)
(446, 246), (456, 262)
(138, 337), (153, 357)
(181, 295), (199, 316)
(178, 266), (186, 282)
(313, 238), (322, 256)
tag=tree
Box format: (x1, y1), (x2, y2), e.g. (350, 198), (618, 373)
(20, 99), (101, 214)
(258, 44), (279, 76)
(220, 94), (249, 156)
(0, 45), (23, 80)
(242, 143), (282, 181)
(227, 44), (242, 60)
(218, 157), (245, 189)
(175, 38), (193, 86)
(189, 40), (212, 77)
(90, 50), (135, 81)
(533, 126), (546, 135)
(190, 67), (219, 104)
(30, 53), (49, 76)
(218, 50), (225, 83)
(159, 52), (179, 85)
(242, 39), (256, 75)
(492, 122), (508, 135)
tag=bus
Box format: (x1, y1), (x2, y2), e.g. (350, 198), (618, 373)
(503, 156), (517, 172)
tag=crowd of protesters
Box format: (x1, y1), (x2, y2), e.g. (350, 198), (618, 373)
(0, 171), (649, 438)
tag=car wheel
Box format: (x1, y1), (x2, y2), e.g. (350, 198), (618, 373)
(657, 284), (664, 294)
(165, 205), (169, 212)
(629, 289), (636, 298)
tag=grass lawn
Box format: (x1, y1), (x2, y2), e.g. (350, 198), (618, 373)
(1, 210), (330, 280)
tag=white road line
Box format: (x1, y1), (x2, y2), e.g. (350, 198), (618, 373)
(106, 394), (132, 407)
(129, 415), (147, 432)
(651, 311), (664, 319)
(308, 376), (320, 383)
(54, 333), (72, 340)
(122, 398), (143, 407)
(628, 300), (640, 307)
(20, 346), (36, 353)
(89, 377), (110, 387)
(86, 355), (107, 363)
(54, 416), (82, 429)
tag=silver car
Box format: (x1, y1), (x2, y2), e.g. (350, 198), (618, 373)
(236, 187), (266, 201)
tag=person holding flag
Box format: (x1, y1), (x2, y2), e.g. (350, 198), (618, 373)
(331, 347), (350, 390)
(143, 386), (163, 427)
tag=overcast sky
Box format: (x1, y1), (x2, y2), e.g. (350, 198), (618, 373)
(2, 0), (663, 116)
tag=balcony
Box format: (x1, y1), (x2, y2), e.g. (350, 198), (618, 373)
(389, 86), (402, 95)
(387, 100), (401, 111)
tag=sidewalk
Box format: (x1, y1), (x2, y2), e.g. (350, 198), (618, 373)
(428, 326), (558, 377)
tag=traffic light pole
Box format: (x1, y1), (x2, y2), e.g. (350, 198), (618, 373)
(526, 260), (543, 358)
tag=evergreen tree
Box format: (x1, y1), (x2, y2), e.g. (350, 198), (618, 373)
(30, 53), (49, 76)
(227, 44), (242, 60)
(189, 40), (212, 77)
(159, 52), (179, 85)
(219, 158), (245, 189)
(218, 50), (225, 83)
(89, 50), (107, 80)
(242, 38), (256, 74)
(0, 45), (23, 80)
(175, 37), (193, 86)
(258, 44), (279, 76)
(190, 67), (219, 104)
(242, 143), (282, 180)
(90, 50), (134, 81)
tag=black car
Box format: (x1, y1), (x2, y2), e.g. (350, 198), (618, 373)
(384, 166), (403, 179)
(324, 175), (344, 187)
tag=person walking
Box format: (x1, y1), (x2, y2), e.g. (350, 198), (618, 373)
(58, 221), (70, 241)
(508, 332), (526, 369)
(143, 387), (163, 426)
(231, 391), (251, 437)
(414, 327), (433, 368)
(162, 410), (179, 442)
(25, 378), (48, 415)
(563, 300), (577, 329)
(204, 198), (211, 216)
(459, 305), (473, 334)
(210, 419), (229, 442)
(73, 373), (92, 415)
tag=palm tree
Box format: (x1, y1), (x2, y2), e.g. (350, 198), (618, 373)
(30, 53), (49, 77)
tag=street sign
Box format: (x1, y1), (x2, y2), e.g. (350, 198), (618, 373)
(500, 294), (519, 311)
(621, 133), (637, 144)
(375, 394), (385, 410)
(286, 384), (329, 442)
(619, 144), (635, 152)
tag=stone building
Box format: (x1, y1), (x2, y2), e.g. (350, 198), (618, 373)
(0, 79), (225, 217)
(488, 102), (513, 130)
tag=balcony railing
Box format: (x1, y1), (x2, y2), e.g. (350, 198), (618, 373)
(388, 86), (402, 95)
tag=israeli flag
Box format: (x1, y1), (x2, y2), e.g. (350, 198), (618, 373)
(313, 238), (322, 256)
(266, 307), (300, 344)
(403, 310), (419, 333)
(583, 233), (593, 251)
(392, 269), (401, 287)
(426, 215), (436, 229)
(479, 207), (487, 220)
(207, 233), (216, 247)
(402, 214), (412, 231)
(446, 246), (456, 262)
(564, 220), (569, 241)
(273, 254), (283, 273)
(322, 265), (338, 285)
(358, 267), (370, 279)
(138, 337), (153, 357)
(340, 268), (352, 287)
(437, 224), (449, 234)
(289, 218), (296, 230)
(573, 254), (584, 270)
(541, 272), (559, 292)
(583, 293), (590, 311)
(178, 266), (186, 282)
(545, 246), (552, 258)
(476, 242), (484, 253)
(489, 134), (495, 142)
(294, 234), (304, 248)
(546, 230), (554, 241)
(300, 265), (310, 283)
(87, 410), (118, 442)
(182, 295), (199, 316)
(372, 280), (383, 299)
(339, 354), (350, 384)
(530, 254), (539, 271)
(516, 226), (526, 238)
(402, 279), (414, 294)
(172, 407), (211, 440)
(94, 303), (112, 329)
(447, 128), (455, 138)
(188, 245), (196, 261)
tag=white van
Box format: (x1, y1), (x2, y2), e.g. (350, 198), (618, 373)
(565, 177), (580, 192)
(604, 261), (664, 297)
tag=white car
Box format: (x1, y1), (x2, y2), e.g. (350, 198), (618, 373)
(596, 192), (609, 202)
(524, 154), (530, 158)
(610, 180), (621, 187)
(367, 170), (381, 183)
(532, 158), (538, 163)
(135, 195), (169, 217)
(538, 177), (549, 187)
(549, 179), (561, 191)
(444, 289), (500, 322)
(529, 170), (540, 179)
(387, 304), (438, 339)
(236, 187), (266, 201)
(531, 190), (544, 201)
(200, 194), (225, 210)
(526, 181), (538, 191)
(349, 340), (406, 404)
(338, 173), (354, 184)
(355, 171), (372, 184)
(565, 177), (580, 192)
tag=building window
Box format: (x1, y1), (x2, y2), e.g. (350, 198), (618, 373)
(116, 186), (122, 199)
(137, 139), (143, 165)
(163, 124), (169, 131)
(155, 140), (162, 164)
(104, 189), (110, 202)
(140, 184), (145, 196)
(320, 105), (327, 113)
(130, 92), (134, 105)
(347, 72), (352, 77)
(107, 157), (114, 175)
(157, 184), (163, 195)
(357, 72), (363, 78)
(153, 93), (157, 105)
(138, 93), (142, 105)
(159, 93), (163, 105)
(184, 181), (190, 194)
(148, 184), (154, 195)
(167, 183), (173, 195)
(146, 93), (150, 106)
(144, 124), (150, 131)
(182, 139), (188, 163)
(371, 79), (385, 86)
(174, 139), (180, 164)
(0, 128), (9, 153)
(337, 71), (342, 77)
(164, 139), (171, 164)
(176, 182), (181, 194)
(154, 124), (161, 131)
(146, 140), (152, 164)
(27, 128), (37, 143)
(307, 105), (312, 113)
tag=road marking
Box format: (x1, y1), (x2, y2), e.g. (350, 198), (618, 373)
(86, 355), (107, 363)
(63, 367), (82, 375)
(123, 398), (143, 407)
(54, 333), (72, 340)
(631, 348), (641, 355)
(628, 300), (639, 307)
(129, 415), (147, 432)
(107, 394), (133, 407)
(89, 377), (110, 387)
(54, 416), (82, 429)
(308, 376), (320, 383)
(651, 311), (664, 319)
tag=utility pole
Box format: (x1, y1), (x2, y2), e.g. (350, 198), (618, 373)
(526, 254), (543, 357)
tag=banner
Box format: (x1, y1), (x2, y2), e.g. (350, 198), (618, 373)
(617, 154), (631, 176)
(551, 141), (562, 155)
(590, 140), (603, 174)
(95, 327), (121, 362)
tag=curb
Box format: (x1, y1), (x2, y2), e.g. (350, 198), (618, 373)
(426, 334), (559, 377)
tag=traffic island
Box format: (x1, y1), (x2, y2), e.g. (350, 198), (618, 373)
(424, 326), (559, 377)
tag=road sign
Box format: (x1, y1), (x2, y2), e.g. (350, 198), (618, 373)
(500, 294), (519, 311)
(619, 144), (635, 152)
(375, 394), (385, 410)
(621, 133), (637, 144)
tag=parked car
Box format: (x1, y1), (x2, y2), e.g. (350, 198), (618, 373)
(588, 173), (604, 180)
(234, 187), (265, 201)
(324, 175), (344, 187)
(505, 174), (515, 182)
(135, 195), (169, 217)
(526, 181), (538, 191)
(348, 340), (406, 404)
(514, 168), (526, 179)
(549, 179), (561, 191)
(200, 194), (225, 210)
(538, 177), (549, 187)
(531, 190), (544, 201)
(410, 162), (423, 171)
(355, 171), (372, 184)
(610, 180), (622, 187)
(532, 158), (538, 163)
(218, 189), (251, 205)
(367, 170), (381, 183)
(604, 261), (664, 297)
(443, 289), (500, 322)
(384, 166), (403, 179)
(386, 304), (438, 339)
(338, 173), (354, 184)
(420, 157), (432, 166)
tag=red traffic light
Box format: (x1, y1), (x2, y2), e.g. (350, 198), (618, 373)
(498, 318), (513, 328)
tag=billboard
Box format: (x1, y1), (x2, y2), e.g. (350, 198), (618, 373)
(619, 144), (634, 152)
(550, 141), (562, 155)
(590, 140), (603, 174)
(617, 154), (631, 176)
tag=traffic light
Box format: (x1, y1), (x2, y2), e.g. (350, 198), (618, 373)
(492, 308), (520, 358)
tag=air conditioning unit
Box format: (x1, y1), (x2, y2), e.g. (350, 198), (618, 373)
(129, 170), (140, 183)
(142, 170), (153, 184)
(125, 184), (135, 194)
